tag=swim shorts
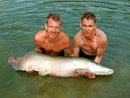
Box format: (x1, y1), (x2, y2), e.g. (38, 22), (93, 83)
(79, 49), (96, 59)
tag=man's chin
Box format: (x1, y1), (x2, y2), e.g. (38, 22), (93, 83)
(84, 33), (89, 37)
(50, 35), (56, 39)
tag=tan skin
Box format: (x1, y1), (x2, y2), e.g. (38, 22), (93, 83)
(73, 18), (107, 78)
(8, 18), (73, 74)
(34, 18), (73, 56)
(33, 18), (73, 76)
(9, 18), (106, 78)
(73, 18), (107, 64)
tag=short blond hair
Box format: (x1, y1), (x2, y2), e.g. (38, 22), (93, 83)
(46, 13), (62, 24)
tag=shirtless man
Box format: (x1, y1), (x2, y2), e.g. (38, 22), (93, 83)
(34, 13), (73, 56)
(73, 12), (107, 64)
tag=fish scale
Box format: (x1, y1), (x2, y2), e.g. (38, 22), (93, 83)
(9, 51), (114, 77)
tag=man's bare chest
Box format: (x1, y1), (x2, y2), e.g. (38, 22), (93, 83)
(80, 40), (98, 51)
(41, 42), (64, 52)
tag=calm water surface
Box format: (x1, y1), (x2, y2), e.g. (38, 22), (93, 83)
(0, 0), (130, 98)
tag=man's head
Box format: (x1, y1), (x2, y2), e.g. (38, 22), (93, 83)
(80, 12), (97, 37)
(45, 13), (62, 39)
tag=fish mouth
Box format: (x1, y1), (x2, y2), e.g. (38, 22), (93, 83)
(103, 69), (114, 75)
(95, 69), (114, 76)
(109, 69), (114, 74)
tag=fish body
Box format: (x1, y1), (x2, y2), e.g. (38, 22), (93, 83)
(9, 51), (114, 77)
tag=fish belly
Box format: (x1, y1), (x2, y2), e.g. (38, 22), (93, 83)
(10, 51), (114, 77)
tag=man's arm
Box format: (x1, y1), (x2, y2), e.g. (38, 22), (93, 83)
(94, 48), (103, 64)
(35, 45), (42, 52)
(73, 35), (80, 57)
(34, 31), (44, 53)
(94, 38), (107, 64)
(65, 38), (73, 56)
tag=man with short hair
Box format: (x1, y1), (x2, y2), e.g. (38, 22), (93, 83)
(73, 12), (107, 64)
(26, 13), (73, 74)
(34, 13), (73, 56)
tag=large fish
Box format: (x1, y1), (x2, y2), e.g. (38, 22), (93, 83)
(8, 51), (114, 78)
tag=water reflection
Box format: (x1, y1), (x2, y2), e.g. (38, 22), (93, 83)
(18, 72), (112, 98)
(1, 0), (130, 97)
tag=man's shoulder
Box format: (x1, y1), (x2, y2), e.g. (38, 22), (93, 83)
(97, 28), (107, 40)
(35, 30), (46, 36)
(97, 29), (107, 46)
(34, 30), (46, 41)
(59, 32), (71, 46)
(74, 31), (82, 40)
(73, 31), (82, 46)
(60, 31), (68, 36)
(36, 30), (46, 35)
(60, 31), (70, 40)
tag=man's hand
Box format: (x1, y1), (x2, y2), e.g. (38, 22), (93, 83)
(26, 66), (34, 73)
(84, 72), (95, 79)
(35, 48), (42, 53)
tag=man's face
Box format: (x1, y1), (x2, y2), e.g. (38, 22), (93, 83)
(45, 18), (61, 39)
(80, 18), (96, 37)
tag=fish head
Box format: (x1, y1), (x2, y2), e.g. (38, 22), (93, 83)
(93, 68), (114, 75)
(105, 69), (114, 75)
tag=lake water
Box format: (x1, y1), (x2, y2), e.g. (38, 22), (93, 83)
(0, 0), (130, 98)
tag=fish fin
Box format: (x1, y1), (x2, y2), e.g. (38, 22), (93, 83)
(75, 68), (90, 74)
(76, 69), (95, 79)
(38, 71), (47, 76)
